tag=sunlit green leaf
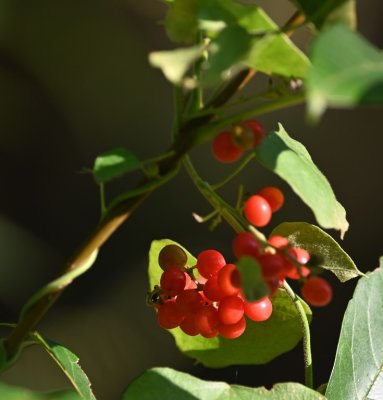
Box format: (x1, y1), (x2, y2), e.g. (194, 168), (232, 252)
(256, 124), (349, 238)
(306, 24), (383, 120)
(149, 45), (205, 84)
(148, 239), (311, 367)
(0, 382), (81, 400)
(326, 263), (383, 399)
(291, 0), (356, 29)
(271, 222), (361, 282)
(32, 333), (96, 400)
(93, 147), (141, 184)
(123, 367), (326, 399)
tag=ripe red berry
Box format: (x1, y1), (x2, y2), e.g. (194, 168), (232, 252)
(232, 231), (262, 259)
(195, 306), (220, 338)
(219, 316), (246, 339)
(301, 277), (332, 307)
(180, 314), (200, 336)
(197, 249), (226, 278)
(157, 301), (184, 329)
(243, 297), (273, 322)
(175, 289), (203, 314)
(160, 267), (187, 297)
(203, 275), (224, 302)
(243, 120), (265, 147)
(217, 264), (241, 297)
(243, 195), (272, 227)
(158, 244), (187, 271)
(268, 235), (289, 248)
(259, 253), (286, 280)
(212, 131), (243, 163)
(285, 247), (311, 280)
(218, 295), (244, 325)
(258, 186), (284, 212)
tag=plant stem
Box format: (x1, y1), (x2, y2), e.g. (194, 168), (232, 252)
(212, 153), (256, 190)
(183, 156), (246, 233)
(283, 280), (313, 389)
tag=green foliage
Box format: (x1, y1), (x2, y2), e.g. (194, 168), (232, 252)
(159, 0), (309, 86)
(256, 124), (349, 238)
(0, 382), (81, 400)
(32, 333), (96, 400)
(236, 256), (269, 301)
(271, 222), (361, 282)
(148, 239), (311, 367)
(92, 148), (141, 184)
(123, 367), (326, 399)
(326, 262), (383, 399)
(306, 24), (383, 120)
(291, 0), (356, 29)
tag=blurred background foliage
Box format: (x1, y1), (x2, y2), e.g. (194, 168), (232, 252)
(0, 0), (382, 398)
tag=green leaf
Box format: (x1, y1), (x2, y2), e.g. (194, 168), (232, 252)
(123, 367), (326, 399)
(236, 256), (269, 301)
(271, 222), (362, 282)
(32, 333), (96, 400)
(326, 263), (383, 399)
(93, 147), (141, 184)
(306, 24), (383, 120)
(256, 124), (349, 238)
(291, 0), (356, 29)
(149, 45), (206, 84)
(148, 239), (312, 367)
(0, 382), (81, 400)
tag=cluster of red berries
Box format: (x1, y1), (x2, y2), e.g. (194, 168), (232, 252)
(212, 120), (265, 163)
(150, 236), (333, 340)
(151, 244), (273, 339)
(232, 231), (333, 308)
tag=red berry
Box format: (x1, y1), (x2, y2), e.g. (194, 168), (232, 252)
(259, 253), (286, 280)
(244, 195), (272, 227)
(258, 186), (284, 212)
(285, 247), (311, 280)
(157, 300), (184, 329)
(268, 235), (289, 248)
(158, 244), (187, 271)
(301, 277), (332, 307)
(195, 306), (220, 338)
(219, 317), (246, 339)
(180, 315), (200, 336)
(203, 275), (224, 302)
(218, 295), (244, 325)
(217, 264), (241, 297)
(212, 131), (243, 163)
(244, 297), (272, 322)
(176, 290), (203, 314)
(197, 249), (226, 279)
(232, 232), (262, 259)
(243, 120), (265, 147)
(160, 267), (187, 297)
(266, 278), (282, 296)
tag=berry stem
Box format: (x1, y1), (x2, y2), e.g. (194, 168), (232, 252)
(212, 153), (256, 190)
(283, 280), (313, 389)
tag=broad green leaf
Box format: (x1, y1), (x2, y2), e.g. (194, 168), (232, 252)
(306, 24), (383, 120)
(123, 367), (326, 399)
(0, 382), (81, 400)
(236, 256), (269, 301)
(32, 333), (96, 400)
(326, 263), (383, 400)
(256, 124), (349, 238)
(291, 0), (356, 29)
(149, 45), (205, 84)
(148, 239), (312, 367)
(271, 222), (361, 282)
(93, 147), (140, 184)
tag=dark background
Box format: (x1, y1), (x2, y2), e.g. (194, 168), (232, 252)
(0, 1), (382, 399)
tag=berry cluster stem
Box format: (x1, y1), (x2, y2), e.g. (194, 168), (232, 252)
(283, 280), (313, 389)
